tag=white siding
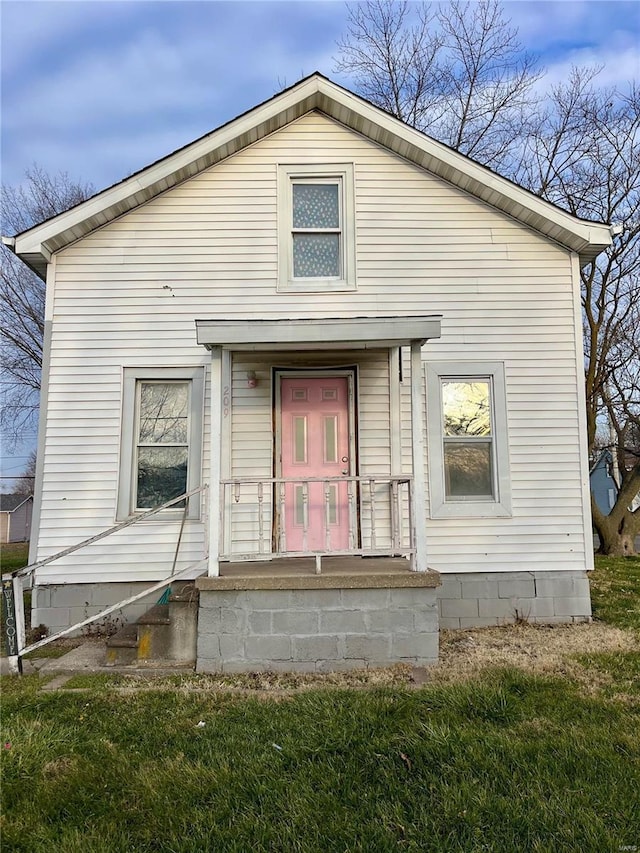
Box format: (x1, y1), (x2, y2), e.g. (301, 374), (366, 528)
(36, 111), (587, 582)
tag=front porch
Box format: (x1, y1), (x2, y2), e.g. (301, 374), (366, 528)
(214, 555), (418, 582)
(193, 316), (443, 671)
(219, 475), (415, 568)
(197, 315), (442, 579)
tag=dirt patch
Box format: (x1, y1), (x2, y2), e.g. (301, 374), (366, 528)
(23, 622), (640, 696)
(430, 622), (639, 693)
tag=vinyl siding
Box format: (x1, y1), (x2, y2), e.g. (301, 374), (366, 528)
(35, 111), (587, 582)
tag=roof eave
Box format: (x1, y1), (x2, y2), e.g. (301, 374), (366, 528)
(11, 74), (612, 275)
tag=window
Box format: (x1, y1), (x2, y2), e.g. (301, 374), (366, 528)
(426, 362), (511, 518)
(442, 380), (494, 499)
(278, 164), (356, 292)
(117, 368), (204, 520)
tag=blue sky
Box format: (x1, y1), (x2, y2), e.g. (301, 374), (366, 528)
(1, 0), (639, 485)
(2, 0), (639, 191)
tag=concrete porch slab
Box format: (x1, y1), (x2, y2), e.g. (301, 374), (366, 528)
(198, 556), (440, 591)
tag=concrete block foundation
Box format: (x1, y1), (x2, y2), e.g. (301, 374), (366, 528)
(436, 570), (592, 629)
(31, 582), (162, 635)
(195, 571), (441, 673)
(30, 568), (591, 664)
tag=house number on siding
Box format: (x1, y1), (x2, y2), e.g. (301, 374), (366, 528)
(223, 385), (230, 419)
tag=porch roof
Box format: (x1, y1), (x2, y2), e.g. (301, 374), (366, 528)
(195, 315), (442, 351)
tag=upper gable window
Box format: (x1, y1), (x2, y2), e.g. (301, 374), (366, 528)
(278, 164), (356, 292)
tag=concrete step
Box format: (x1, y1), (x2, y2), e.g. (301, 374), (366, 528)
(105, 623), (138, 667)
(103, 582), (199, 667)
(137, 604), (170, 626)
(169, 581), (199, 603)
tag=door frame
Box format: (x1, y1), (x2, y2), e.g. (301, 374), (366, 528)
(273, 367), (359, 552)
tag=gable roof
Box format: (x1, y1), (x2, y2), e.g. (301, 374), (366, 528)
(0, 493), (33, 512)
(5, 72), (612, 279)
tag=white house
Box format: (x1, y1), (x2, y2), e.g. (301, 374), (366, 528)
(5, 74), (613, 671)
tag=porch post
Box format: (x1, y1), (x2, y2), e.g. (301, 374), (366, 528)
(208, 346), (222, 576)
(410, 341), (428, 571)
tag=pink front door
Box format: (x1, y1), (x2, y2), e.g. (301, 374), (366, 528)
(280, 375), (352, 551)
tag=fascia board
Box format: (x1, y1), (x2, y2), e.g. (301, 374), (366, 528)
(316, 79), (612, 255)
(12, 73), (611, 264)
(13, 77), (323, 258)
(195, 315), (442, 350)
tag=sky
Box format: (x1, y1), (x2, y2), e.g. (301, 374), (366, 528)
(1, 0), (639, 486)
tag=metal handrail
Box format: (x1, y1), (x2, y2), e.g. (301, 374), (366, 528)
(2, 484), (209, 674)
(10, 484), (209, 580)
(17, 558), (208, 659)
(220, 475), (413, 566)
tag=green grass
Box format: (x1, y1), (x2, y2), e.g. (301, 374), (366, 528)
(1, 550), (638, 850)
(590, 554), (640, 629)
(0, 541), (29, 573)
(2, 669), (639, 853)
(573, 651), (640, 699)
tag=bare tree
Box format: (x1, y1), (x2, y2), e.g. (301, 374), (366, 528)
(12, 449), (37, 496)
(335, 1), (446, 130)
(335, 0), (542, 173)
(1, 166), (93, 445)
(336, 2), (639, 554)
(522, 73), (640, 555)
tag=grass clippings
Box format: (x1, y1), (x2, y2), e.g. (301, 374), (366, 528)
(435, 622), (639, 693)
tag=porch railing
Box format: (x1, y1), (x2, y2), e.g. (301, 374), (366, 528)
(220, 475), (414, 565)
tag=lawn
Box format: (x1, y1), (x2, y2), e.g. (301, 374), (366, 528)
(590, 554), (640, 629)
(2, 665), (639, 852)
(0, 541), (29, 573)
(1, 554), (638, 852)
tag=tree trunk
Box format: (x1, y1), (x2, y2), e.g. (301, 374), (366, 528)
(592, 495), (639, 556)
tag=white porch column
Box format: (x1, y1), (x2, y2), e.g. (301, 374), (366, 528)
(208, 346), (222, 576)
(410, 341), (428, 572)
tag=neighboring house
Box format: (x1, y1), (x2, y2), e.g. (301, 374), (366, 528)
(0, 494), (33, 544)
(5, 74), (614, 671)
(590, 450), (618, 516)
(590, 449), (640, 516)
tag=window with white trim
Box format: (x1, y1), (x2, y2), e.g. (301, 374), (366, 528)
(117, 367), (204, 520)
(426, 362), (512, 518)
(278, 163), (356, 292)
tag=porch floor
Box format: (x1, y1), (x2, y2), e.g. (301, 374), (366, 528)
(196, 556), (440, 591)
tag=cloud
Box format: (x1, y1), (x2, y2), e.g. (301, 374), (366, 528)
(506, 1), (640, 86)
(543, 45), (639, 90)
(2, 1), (638, 190)
(1, 1), (349, 186)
